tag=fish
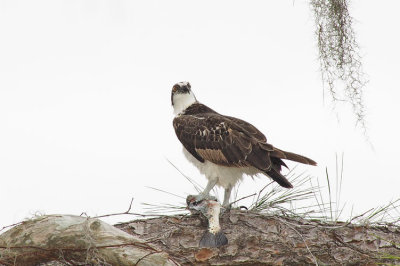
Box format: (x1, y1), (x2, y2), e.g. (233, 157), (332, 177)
(187, 195), (228, 248)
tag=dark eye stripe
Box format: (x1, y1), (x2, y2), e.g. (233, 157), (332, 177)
(172, 85), (179, 92)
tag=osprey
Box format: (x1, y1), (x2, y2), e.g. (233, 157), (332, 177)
(172, 81), (316, 207)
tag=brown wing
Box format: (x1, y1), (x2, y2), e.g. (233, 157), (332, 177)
(173, 113), (273, 171)
(173, 109), (317, 189)
(224, 116), (267, 142)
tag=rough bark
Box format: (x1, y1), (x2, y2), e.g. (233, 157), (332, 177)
(1, 212), (400, 265)
(116, 210), (400, 265)
(0, 215), (176, 266)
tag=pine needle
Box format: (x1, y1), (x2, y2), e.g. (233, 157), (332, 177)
(165, 158), (203, 193)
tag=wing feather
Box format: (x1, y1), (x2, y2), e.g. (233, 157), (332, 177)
(173, 110), (316, 173)
(225, 116), (267, 142)
(173, 114), (266, 167)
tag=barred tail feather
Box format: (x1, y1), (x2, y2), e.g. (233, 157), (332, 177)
(271, 148), (317, 166)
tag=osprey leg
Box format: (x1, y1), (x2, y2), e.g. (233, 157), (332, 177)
(193, 179), (218, 203)
(222, 185), (233, 207)
(202, 179), (218, 196)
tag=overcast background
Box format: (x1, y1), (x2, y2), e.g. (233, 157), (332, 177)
(1, 0), (399, 228)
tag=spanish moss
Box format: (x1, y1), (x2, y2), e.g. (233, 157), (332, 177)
(311, 0), (368, 132)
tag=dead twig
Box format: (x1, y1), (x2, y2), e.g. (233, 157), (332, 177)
(0, 221), (24, 233)
(93, 198), (151, 219)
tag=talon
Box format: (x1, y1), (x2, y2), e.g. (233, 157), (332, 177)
(220, 203), (232, 215)
(203, 194), (217, 202)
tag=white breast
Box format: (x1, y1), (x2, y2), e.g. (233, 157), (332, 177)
(182, 147), (260, 189)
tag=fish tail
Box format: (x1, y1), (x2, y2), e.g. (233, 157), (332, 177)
(199, 231), (228, 247)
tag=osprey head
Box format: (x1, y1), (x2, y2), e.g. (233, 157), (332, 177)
(171, 81), (197, 115)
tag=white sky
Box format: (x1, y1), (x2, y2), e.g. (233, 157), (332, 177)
(1, 1), (399, 228)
